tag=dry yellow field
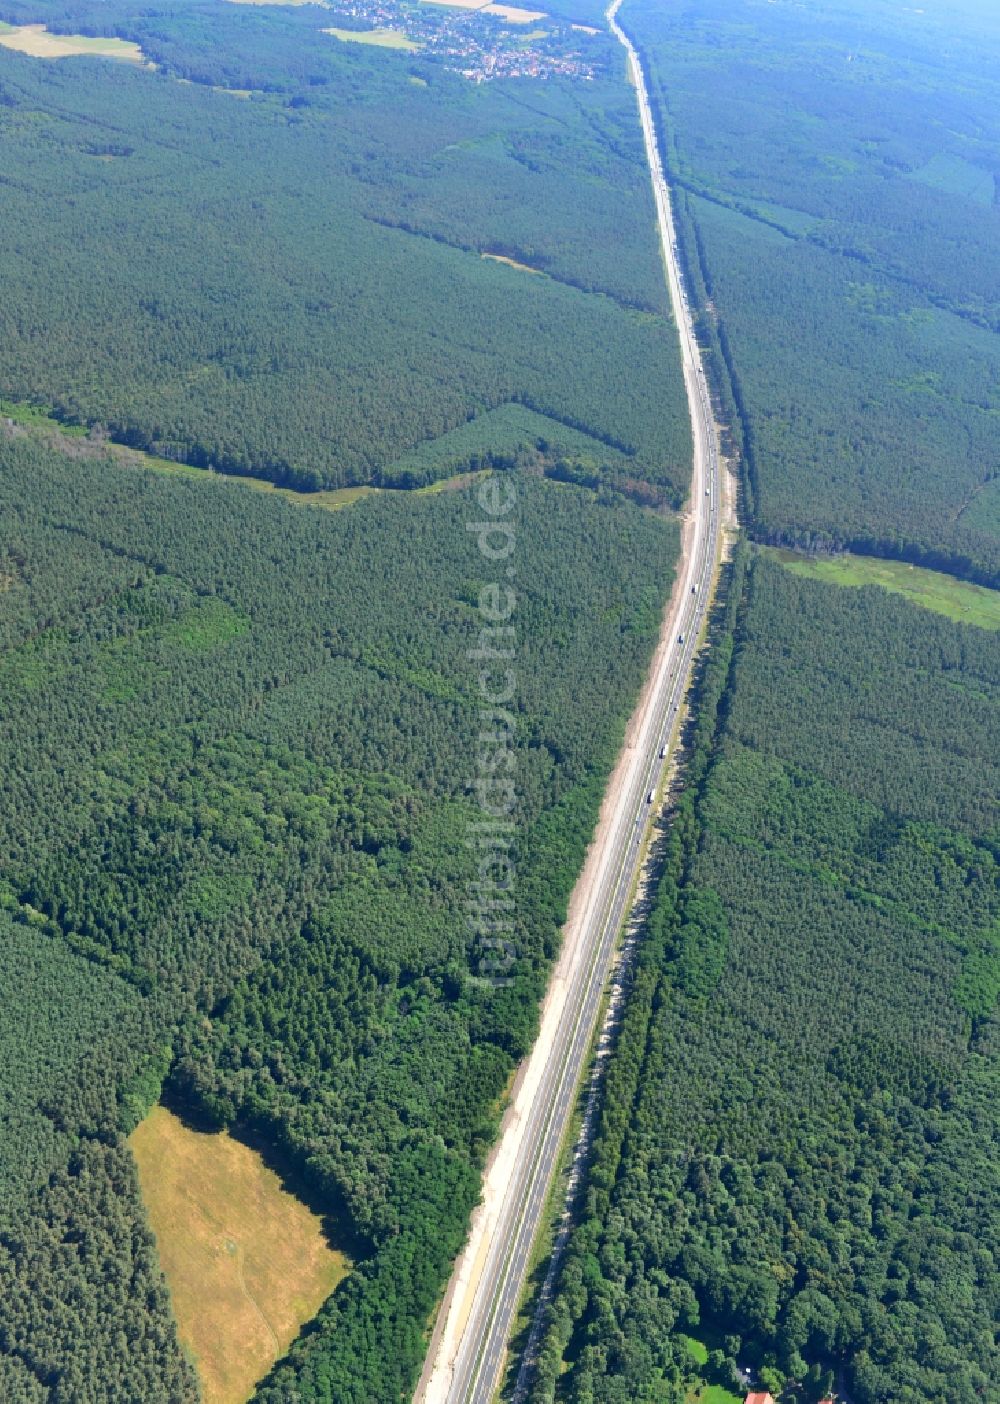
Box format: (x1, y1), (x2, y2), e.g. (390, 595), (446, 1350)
(482, 252), (543, 275)
(131, 1106), (350, 1404)
(324, 25), (420, 49)
(482, 3), (547, 22)
(419, 0), (547, 16)
(0, 23), (145, 60)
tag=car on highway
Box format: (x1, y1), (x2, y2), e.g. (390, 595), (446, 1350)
(420, 12), (727, 1398)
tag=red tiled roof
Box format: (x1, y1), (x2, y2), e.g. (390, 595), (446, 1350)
(745, 1394), (775, 1404)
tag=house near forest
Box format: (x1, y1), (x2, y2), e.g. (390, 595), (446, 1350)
(746, 1395), (833, 1404)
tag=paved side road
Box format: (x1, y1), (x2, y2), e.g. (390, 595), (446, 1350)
(415, 6), (729, 1399)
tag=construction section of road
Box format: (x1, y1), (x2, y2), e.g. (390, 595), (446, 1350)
(415, 3), (735, 1399)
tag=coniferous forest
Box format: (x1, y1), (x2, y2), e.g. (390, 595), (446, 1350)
(1, 0), (999, 1398)
(0, 431), (680, 1400)
(0, 3), (690, 498)
(0, 3), (697, 1396)
(633, 0), (1000, 583)
(527, 1), (1000, 1400)
(532, 553), (1000, 1404)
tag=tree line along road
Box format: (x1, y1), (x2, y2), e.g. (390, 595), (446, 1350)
(414, 4), (731, 1399)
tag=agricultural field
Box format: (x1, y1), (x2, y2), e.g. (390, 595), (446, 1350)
(131, 1108), (351, 1404)
(0, 23), (145, 59)
(482, 3), (546, 22)
(907, 153), (996, 206)
(323, 26), (420, 49)
(421, 0), (492, 10)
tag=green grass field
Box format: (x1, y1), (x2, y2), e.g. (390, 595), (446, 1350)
(1, 399), (87, 433)
(768, 547), (1000, 630)
(682, 1335), (709, 1365)
(678, 1331), (745, 1404)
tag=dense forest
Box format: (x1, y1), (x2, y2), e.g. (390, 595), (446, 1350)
(0, 5), (698, 1395)
(632, 0), (1000, 582)
(525, 3), (1000, 1398)
(0, 430), (680, 1400)
(0, 7), (691, 497)
(5, 0), (999, 1401)
(531, 554), (1000, 1403)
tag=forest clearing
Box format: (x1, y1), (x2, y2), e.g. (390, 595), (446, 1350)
(0, 24), (144, 59)
(323, 26), (420, 48)
(770, 548), (1000, 630)
(130, 1107), (351, 1404)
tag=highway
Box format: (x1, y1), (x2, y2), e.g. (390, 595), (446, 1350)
(415, 5), (727, 1401)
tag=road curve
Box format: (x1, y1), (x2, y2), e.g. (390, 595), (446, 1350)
(415, 8), (727, 1402)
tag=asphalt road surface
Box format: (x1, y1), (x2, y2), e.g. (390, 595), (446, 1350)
(416, 5), (725, 1399)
